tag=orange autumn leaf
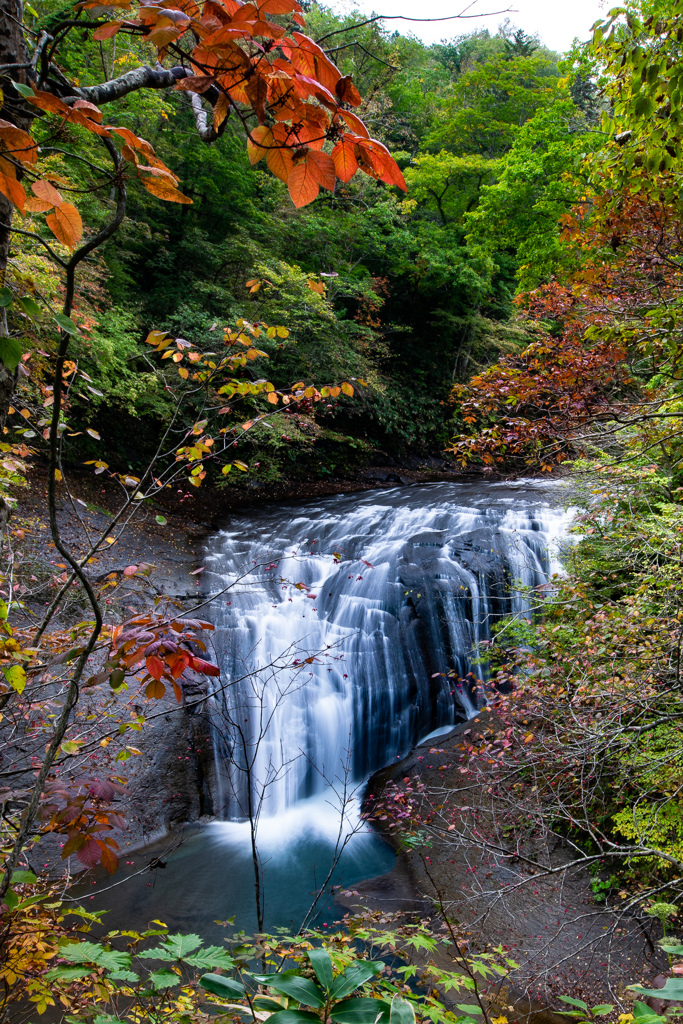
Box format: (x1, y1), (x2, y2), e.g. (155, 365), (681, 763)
(46, 203), (83, 249)
(32, 179), (63, 206)
(0, 168), (26, 212)
(247, 125), (274, 164)
(141, 176), (193, 204)
(331, 139), (358, 183)
(287, 161), (319, 207)
(307, 150), (335, 191)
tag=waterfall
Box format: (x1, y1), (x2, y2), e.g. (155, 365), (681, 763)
(204, 480), (570, 821)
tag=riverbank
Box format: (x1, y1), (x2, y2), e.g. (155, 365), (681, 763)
(339, 712), (664, 1009)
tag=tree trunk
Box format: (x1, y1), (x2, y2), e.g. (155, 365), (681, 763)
(0, 0), (30, 541)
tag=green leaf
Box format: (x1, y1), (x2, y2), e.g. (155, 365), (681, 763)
(11, 869), (37, 884)
(14, 82), (34, 97)
(53, 312), (81, 335)
(109, 669), (125, 690)
(150, 969), (181, 990)
(144, 933), (203, 959)
(390, 997), (415, 1024)
(252, 972), (325, 1008)
(592, 1006), (614, 1016)
(155, 515), (167, 525)
(199, 973), (247, 999)
(329, 963), (384, 1000)
(633, 1001), (666, 1023)
(0, 337), (21, 371)
(631, 980), (683, 1000)
(330, 997), (391, 1024)
(455, 1007), (484, 1016)
(308, 948), (334, 992)
(0, 287), (12, 306)
(59, 939), (133, 978)
(264, 1012), (320, 1024)
(559, 997), (589, 1011)
(46, 966), (94, 982)
(254, 997), (285, 1011)
(184, 946), (236, 970)
(18, 295), (42, 319)
(2, 665), (26, 694)
(660, 944), (683, 955)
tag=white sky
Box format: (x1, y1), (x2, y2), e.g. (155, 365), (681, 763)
(329, 0), (610, 54)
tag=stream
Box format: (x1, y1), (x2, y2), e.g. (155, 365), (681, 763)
(89, 479), (570, 940)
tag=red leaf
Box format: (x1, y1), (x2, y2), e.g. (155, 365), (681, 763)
(190, 657), (220, 676)
(331, 139), (358, 183)
(76, 839), (103, 868)
(145, 655), (165, 680)
(335, 75), (361, 107)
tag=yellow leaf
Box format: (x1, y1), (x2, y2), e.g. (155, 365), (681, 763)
(341, 382), (354, 397)
(54, 468), (62, 482)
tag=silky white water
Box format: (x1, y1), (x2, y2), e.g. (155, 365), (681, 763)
(204, 479), (571, 822)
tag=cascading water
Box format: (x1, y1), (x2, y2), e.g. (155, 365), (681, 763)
(204, 480), (570, 822)
(89, 480), (571, 938)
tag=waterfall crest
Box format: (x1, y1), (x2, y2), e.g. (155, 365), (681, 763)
(204, 480), (570, 820)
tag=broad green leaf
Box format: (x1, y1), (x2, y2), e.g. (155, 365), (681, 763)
(559, 997), (589, 1011)
(329, 962), (384, 1000)
(45, 966), (94, 982)
(660, 944), (683, 955)
(0, 287), (12, 306)
(330, 997), (391, 1024)
(156, 515), (167, 525)
(18, 295), (42, 319)
(0, 337), (21, 371)
(53, 312), (81, 335)
(592, 1006), (614, 1016)
(263, 1012), (320, 1024)
(14, 82), (34, 97)
(252, 972), (325, 1007)
(633, 1001), (666, 1023)
(308, 948), (333, 992)
(254, 997), (285, 1011)
(11, 869), (37, 884)
(455, 1006), (484, 1016)
(200, 973), (247, 999)
(630, 980), (683, 1000)
(390, 997), (415, 1024)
